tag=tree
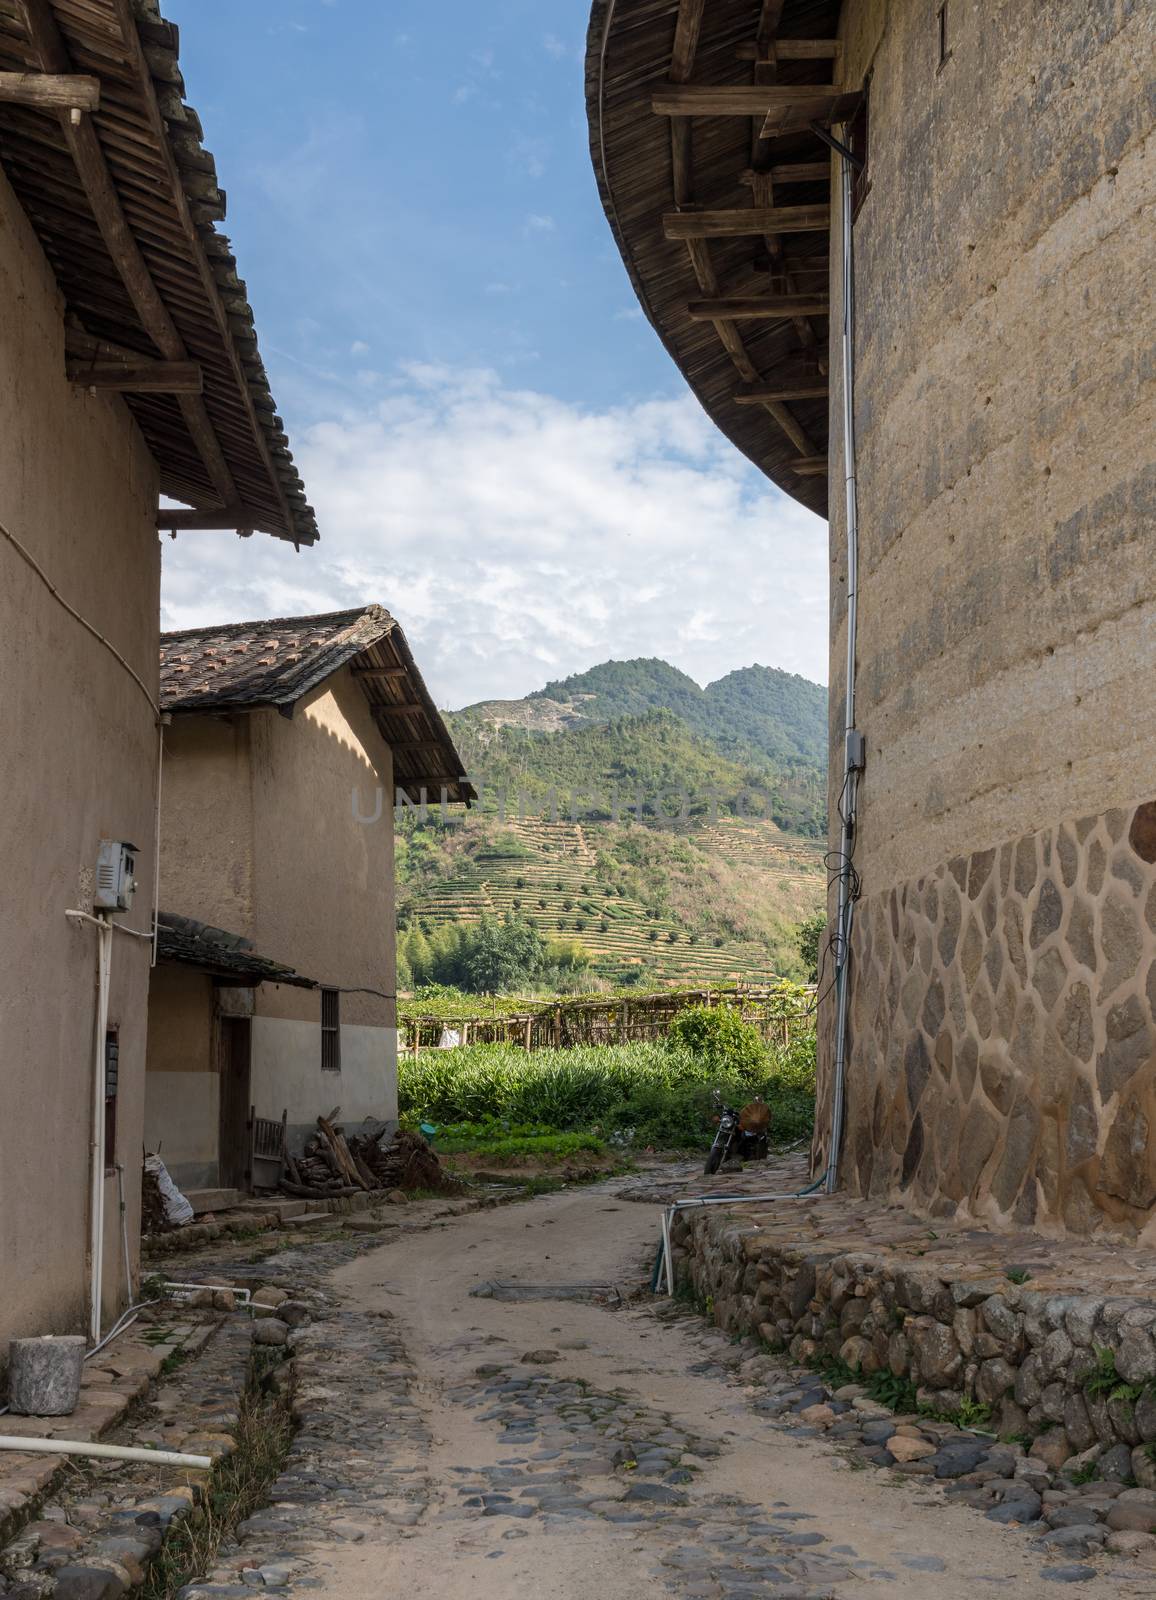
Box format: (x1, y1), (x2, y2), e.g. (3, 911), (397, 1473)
(795, 912), (827, 983)
(456, 913), (545, 993)
(404, 928), (433, 986)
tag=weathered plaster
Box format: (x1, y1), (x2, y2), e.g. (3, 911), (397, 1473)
(0, 164), (159, 1343)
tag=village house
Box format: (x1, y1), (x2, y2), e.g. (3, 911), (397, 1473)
(144, 606), (470, 1202)
(587, 2), (1156, 1231)
(0, 3), (316, 1352)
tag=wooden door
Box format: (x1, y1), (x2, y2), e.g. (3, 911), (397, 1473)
(218, 1016), (252, 1190)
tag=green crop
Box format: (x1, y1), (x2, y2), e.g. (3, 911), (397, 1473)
(398, 1032), (816, 1149)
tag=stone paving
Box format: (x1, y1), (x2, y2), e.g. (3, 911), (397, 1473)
(15, 1169), (1156, 1598)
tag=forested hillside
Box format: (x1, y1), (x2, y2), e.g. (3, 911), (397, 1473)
(396, 656), (829, 990)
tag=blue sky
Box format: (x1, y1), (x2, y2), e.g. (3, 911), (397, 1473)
(161, 0), (828, 707)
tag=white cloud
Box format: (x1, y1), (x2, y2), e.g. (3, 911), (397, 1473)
(349, 339), (370, 356)
(523, 213), (556, 234)
(160, 366), (829, 708)
(543, 34), (568, 59)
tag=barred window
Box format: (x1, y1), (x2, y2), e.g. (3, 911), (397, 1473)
(104, 1030), (119, 1166)
(321, 989), (341, 1072)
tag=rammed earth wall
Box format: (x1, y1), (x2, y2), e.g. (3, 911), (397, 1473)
(669, 1208), (1156, 1460)
(817, 1), (1156, 1234)
(824, 799), (1156, 1235)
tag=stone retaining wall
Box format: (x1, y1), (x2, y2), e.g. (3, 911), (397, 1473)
(671, 1207), (1156, 1463)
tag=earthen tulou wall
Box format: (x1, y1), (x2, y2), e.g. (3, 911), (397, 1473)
(817, 1), (1156, 1234)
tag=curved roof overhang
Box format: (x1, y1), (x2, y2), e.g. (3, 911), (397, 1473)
(586, 0), (854, 518)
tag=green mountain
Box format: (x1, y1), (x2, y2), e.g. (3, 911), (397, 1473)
(462, 656), (828, 771)
(395, 657), (830, 990)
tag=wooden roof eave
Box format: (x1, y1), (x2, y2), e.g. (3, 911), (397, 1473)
(0, 0), (317, 545)
(349, 630), (475, 808)
(585, 0), (850, 517)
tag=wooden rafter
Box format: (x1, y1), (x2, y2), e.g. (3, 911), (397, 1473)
(107, 0), (300, 541)
(735, 382), (828, 403)
(157, 506), (270, 533)
(664, 204), (829, 239)
(67, 359), (203, 393)
(736, 40), (841, 61)
(0, 70), (97, 110)
(687, 295), (829, 320)
(653, 83), (839, 115)
(18, 0), (240, 512)
(351, 666), (409, 680)
(653, 0), (833, 469)
(766, 161), (831, 184)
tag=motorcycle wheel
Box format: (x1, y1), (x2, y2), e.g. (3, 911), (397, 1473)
(704, 1141), (724, 1176)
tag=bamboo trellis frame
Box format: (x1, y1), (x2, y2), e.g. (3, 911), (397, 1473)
(402, 983), (814, 1057)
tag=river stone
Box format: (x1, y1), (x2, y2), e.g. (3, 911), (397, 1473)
(252, 1319), (289, 1347)
(911, 1323), (962, 1386)
(1116, 1327), (1156, 1384)
(1107, 1500), (1156, 1533)
(7, 1335), (86, 1416)
(887, 1435), (936, 1463)
(1136, 1392), (1156, 1443)
(1031, 1429), (1072, 1472)
(1098, 1442), (1136, 1482)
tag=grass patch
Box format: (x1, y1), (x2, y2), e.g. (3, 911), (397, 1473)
(432, 1121), (608, 1160)
(139, 1355), (293, 1600)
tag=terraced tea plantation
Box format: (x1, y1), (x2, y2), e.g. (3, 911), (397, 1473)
(399, 813), (824, 984)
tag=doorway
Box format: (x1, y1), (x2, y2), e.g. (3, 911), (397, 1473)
(218, 1016), (252, 1190)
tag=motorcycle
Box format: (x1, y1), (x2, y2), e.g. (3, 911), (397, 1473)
(703, 1091), (770, 1175)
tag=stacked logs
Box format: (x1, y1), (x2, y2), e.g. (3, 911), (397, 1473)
(347, 1127), (464, 1195)
(282, 1113), (462, 1199)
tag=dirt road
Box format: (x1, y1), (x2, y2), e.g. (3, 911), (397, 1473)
(292, 1184), (1139, 1600)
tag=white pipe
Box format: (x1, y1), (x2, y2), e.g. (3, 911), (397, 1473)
(115, 1162), (133, 1303)
(89, 917), (113, 1345)
(88, 1310), (139, 1359)
(825, 130), (863, 1196)
(660, 1208), (675, 1296)
(152, 716), (169, 967)
(161, 1282), (252, 1304)
(0, 1436), (211, 1469)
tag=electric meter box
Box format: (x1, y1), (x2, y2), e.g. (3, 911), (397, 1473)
(94, 840), (139, 912)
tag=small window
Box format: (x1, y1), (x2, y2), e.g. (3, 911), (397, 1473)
(104, 1030), (119, 1168)
(937, 3), (951, 71)
(849, 86), (870, 219)
(321, 989), (341, 1072)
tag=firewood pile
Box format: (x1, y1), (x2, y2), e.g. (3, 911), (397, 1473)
(282, 1111), (463, 1199)
(347, 1126), (464, 1195)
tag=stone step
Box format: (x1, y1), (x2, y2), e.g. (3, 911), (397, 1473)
(281, 1211), (332, 1231)
(184, 1188), (241, 1215)
(229, 1196), (310, 1221)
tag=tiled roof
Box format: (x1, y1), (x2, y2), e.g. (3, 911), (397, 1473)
(160, 606), (391, 712)
(155, 912), (315, 987)
(160, 606), (474, 803)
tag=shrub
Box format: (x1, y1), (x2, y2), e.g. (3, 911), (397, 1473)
(666, 1005), (765, 1077)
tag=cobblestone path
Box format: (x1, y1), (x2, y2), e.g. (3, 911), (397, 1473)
(184, 1187), (1144, 1600)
